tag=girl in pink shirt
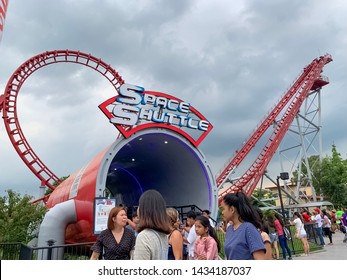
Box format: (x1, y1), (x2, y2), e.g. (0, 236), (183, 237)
(268, 213), (292, 260)
(194, 215), (220, 260)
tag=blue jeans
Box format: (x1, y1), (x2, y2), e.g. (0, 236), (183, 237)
(278, 234), (292, 259)
(315, 227), (325, 245)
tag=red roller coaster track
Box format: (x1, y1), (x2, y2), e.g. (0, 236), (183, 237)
(0, 50), (124, 191)
(0, 50), (332, 205)
(217, 53), (332, 202)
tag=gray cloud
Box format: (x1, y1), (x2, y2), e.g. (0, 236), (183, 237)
(1, 0), (346, 198)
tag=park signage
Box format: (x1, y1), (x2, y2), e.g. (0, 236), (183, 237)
(99, 83), (212, 146)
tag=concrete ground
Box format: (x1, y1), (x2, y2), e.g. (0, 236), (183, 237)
(294, 230), (347, 260)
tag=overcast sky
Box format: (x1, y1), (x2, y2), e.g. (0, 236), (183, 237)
(1, 0), (346, 199)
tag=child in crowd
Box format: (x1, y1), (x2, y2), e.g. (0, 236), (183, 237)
(182, 210), (198, 260)
(194, 215), (220, 260)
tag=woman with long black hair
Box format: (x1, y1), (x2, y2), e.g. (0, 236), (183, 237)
(221, 192), (266, 260)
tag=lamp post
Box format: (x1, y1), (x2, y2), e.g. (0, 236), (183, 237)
(276, 172), (289, 223)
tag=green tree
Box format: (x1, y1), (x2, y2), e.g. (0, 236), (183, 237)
(315, 145), (347, 208)
(0, 190), (47, 243)
(291, 145), (347, 208)
(251, 188), (276, 207)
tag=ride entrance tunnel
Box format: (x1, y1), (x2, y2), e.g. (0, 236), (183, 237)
(40, 82), (217, 247)
(43, 128), (217, 246)
(99, 129), (216, 210)
(95, 83), (217, 213)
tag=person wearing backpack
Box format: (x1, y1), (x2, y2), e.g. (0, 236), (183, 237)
(268, 212), (292, 260)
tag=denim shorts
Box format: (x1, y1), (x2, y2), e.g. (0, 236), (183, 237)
(270, 233), (278, 243)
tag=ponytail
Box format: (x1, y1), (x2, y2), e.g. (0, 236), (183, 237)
(208, 225), (221, 252)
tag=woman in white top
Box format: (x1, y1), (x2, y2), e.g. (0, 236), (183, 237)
(291, 211), (310, 256)
(133, 189), (171, 260)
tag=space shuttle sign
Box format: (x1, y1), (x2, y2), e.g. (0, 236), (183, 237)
(99, 83), (213, 146)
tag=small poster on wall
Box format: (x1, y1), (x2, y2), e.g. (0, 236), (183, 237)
(93, 197), (116, 234)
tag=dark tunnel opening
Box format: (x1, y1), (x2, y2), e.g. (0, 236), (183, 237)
(105, 133), (213, 210)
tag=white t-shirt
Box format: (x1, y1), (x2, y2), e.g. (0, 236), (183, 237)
(315, 214), (323, 228)
(293, 218), (305, 235)
(322, 215), (331, 228)
(187, 224), (197, 257)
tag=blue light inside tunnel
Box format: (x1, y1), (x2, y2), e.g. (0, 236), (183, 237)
(110, 165), (144, 195)
(107, 131), (213, 210)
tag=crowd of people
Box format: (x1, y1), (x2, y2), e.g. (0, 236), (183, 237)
(298, 207), (347, 246)
(90, 189), (347, 260)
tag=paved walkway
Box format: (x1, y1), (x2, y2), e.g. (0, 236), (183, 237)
(294, 231), (347, 260)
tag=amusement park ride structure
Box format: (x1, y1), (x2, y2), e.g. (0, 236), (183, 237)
(0, 1), (335, 253)
(0, 52), (332, 204)
(1, 50), (125, 193)
(216, 53), (332, 202)
(0, 2), (334, 208)
(0, 48), (333, 250)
